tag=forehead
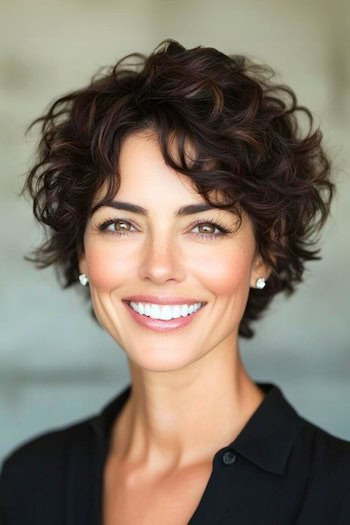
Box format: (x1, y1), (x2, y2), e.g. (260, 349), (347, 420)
(92, 130), (236, 215)
(118, 131), (199, 197)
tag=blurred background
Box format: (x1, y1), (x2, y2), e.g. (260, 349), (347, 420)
(1, 0), (349, 462)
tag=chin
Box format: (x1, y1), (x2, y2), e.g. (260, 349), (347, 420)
(123, 344), (202, 373)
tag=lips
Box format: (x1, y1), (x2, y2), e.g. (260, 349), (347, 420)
(123, 299), (206, 332)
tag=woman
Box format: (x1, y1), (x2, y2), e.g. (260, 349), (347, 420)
(1, 39), (349, 524)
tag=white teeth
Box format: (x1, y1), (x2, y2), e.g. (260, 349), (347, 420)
(129, 301), (203, 320)
(138, 303), (145, 315)
(150, 304), (161, 319)
(144, 303), (151, 316)
(159, 305), (172, 321)
(171, 305), (181, 319)
(180, 304), (189, 317)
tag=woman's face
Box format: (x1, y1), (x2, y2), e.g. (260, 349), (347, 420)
(80, 131), (269, 372)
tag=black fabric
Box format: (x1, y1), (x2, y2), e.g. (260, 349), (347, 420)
(1, 382), (350, 524)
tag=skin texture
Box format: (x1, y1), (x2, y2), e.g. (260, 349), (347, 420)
(79, 130), (270, 480)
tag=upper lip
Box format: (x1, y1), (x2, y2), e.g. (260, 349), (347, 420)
(123, 295), (207, 305)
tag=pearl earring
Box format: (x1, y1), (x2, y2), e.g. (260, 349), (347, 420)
(255, 277), (266, 289)
(79, 273), (89, 286)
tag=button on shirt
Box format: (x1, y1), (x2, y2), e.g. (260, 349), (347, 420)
(222, 450), (236, 465)
(1, 382), (350, 524)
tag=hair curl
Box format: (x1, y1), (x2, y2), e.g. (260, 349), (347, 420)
(20, 39), (334, 338)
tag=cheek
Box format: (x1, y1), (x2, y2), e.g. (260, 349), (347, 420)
(194, 246), (253, 297)
(84, 239), (132, 290)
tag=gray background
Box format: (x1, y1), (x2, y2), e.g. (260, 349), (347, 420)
(1, 0), (350, 462)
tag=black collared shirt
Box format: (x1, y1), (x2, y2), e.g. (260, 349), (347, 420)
(1, 382), (350, 524)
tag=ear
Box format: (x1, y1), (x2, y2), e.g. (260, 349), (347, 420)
(249, 253), (272, 289)
(78, 251), (87, 276)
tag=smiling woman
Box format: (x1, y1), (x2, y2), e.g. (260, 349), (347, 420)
(79, 131), (268, 373)
(1, 40), (350, 525)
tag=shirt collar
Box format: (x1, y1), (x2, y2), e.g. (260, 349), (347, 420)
(90, 382), (303, 477)
(229, 382), (303, 476)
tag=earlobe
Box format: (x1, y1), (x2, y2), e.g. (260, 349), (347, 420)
(250, 254), (271, 289)
(255, 277), (267, 289)
(78, 254), (89, 286)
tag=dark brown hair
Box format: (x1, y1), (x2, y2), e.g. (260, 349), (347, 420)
(21, 39), (334, 338)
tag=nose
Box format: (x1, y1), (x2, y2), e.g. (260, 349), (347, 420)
(138, 231), (185, 284)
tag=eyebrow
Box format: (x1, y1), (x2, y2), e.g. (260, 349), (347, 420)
(91, 200), (218, 217)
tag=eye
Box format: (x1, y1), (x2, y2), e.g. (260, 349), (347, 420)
(98, 218), (136, 236)
(194, 223), (218, 235)
(191, 220), (231, 239)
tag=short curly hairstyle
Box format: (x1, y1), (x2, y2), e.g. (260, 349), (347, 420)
(21, 39), (334, 338)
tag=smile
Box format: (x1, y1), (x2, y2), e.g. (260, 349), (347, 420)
(123, 300), (206, 332)
(128, 301), (204, 320)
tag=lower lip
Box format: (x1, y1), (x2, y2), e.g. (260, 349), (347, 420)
(123, 302), (206, 332)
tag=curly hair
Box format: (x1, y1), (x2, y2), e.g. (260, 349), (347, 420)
(20, 39), (334, 338)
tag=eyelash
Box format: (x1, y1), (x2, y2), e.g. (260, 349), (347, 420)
(97, 217), (233, 240)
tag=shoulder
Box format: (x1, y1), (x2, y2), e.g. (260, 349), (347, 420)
(0, 415), (97, 523)
(297, 416), (350, 472)
(1, 414), (95, 476)
(290, 415), (350, 517)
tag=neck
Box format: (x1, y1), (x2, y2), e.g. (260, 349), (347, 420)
(109, 343), (265, 472)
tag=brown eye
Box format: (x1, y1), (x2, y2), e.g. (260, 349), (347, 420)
(98, 218), (136, 235)
(191, 221), (230, 239)
(112, 220), (131, 232)
(197, 223), (216, 234)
